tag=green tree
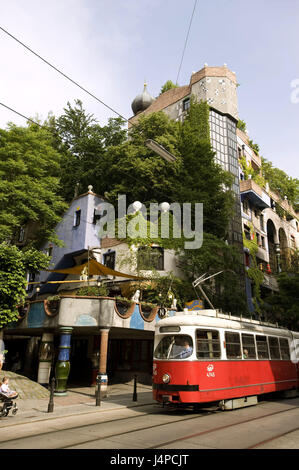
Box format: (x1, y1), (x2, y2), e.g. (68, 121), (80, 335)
(263, 249), (299, 329)
(237, 119), (247, 132)
(53, 100), (127, 201)
(264, 272), (299, 330)
(0, 123), (68, 246)
(160, 80), (178, 95)
(175, 99), (234, 239)
(261, 157), (299, 207)
(0, 243), (50, 328)
(178, 233), (248, 314)
(103, 110), (181, 206)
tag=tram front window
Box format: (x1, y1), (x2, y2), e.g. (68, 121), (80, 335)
(154, 335), (193, 359)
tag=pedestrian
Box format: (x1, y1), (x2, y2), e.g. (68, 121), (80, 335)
(0, 377), (18, 398)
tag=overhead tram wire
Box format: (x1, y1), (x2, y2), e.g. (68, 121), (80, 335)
(175, 0), (198, 85)
(0, 102), (44, 129)
(0, 25), (179, 162)
(0, 25), (135, 127)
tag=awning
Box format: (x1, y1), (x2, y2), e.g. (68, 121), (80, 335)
(46, 258), (145, 280)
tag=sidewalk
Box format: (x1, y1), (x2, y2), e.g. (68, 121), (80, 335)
(0, 380), (155, 426)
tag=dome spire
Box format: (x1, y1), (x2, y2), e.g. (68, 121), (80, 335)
(131, 82), (154, 115)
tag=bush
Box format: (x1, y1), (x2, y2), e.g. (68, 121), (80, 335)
(76, 285), (108, 297)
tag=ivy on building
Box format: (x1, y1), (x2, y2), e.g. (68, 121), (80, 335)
(242, 225), (264, 316)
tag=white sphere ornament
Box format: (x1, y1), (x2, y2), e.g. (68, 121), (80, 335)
(133, 201), (142, 213)
(160, 202), (170, 213)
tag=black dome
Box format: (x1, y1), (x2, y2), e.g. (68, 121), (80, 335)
(131, 83), (154, 115)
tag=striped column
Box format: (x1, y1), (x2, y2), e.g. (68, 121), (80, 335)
(37, 333), (54, 386)
(54, 327), (73, 396)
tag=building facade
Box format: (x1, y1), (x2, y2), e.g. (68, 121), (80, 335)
(3, 65), (299, 391)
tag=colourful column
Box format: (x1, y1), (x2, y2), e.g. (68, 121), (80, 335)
(90, 335), (100, 386)
(37, 333), (54, 386)
(97, 328), (109, 397)
(54, 327), (73, 396)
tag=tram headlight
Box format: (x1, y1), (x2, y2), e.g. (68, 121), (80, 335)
(162, 373), (170, 384)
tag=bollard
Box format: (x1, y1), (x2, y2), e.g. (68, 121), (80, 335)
(47, 377), (55, 413)
(95, 375), (101, 406)
(133, 374), (137, 402)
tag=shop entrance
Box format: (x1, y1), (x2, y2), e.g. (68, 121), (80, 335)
(68, 338), (92, 386)
(108, 338), (153, 384)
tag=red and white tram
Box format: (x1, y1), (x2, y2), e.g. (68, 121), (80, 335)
(152, 309), (299, 409)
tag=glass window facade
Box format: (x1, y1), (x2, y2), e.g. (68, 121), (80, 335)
(209, 109), (243, 249)
(209, 109), (239, 195)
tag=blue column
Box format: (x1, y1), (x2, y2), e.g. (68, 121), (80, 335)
(54, 327), (73, 396)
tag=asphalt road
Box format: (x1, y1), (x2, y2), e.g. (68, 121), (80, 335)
(1, 396), (299, 450)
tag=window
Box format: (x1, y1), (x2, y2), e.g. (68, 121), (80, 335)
(260, 214), (265, 231)
(196, 329), (221, 359)
(137, 247), (164, 271)
(183, 98), (190, 111)
(268, 336), (280, 359)
(154, 335), (193, 360)
(242, 200), (249, 215)
(256, 335), (269, 359)
(26, 272), (35, 293)
(103, 250), (116, 270)
(225, 332), (241, 359)
(93, 209), (103, 224)
(74, 210), (81, 227)
(279, 338), (290, 360)
(241, 334), (256, 359)
(18, 226), (25, 243)
(256, 233), (260, 245)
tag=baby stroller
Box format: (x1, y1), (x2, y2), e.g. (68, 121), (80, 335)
(0, 391), (18, 417)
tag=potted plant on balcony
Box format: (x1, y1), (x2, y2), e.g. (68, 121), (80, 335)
(139, 301), (159, 321)
(76, 285), (108, 297)
(17, 302), (30, 320)
(114, 296), (136, 318)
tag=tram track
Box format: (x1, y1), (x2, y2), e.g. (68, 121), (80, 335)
(43, 402), (299, 449)
(247, 426), (299, 449)
(0, 405), (214, 447)
(1, 401), (299, 449)
(149, 404), (299, 449)
(65, 402), (299, 449)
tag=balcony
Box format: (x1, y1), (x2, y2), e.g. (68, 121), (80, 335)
(240, 179), (271, 210)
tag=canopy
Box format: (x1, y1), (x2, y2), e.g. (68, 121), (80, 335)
(47, 258), (145, 280)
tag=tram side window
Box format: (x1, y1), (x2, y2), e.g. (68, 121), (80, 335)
(196, 329), (221, 359)
(225, 332), (241, 359)
(268, 336), (280, 360)
(241, 334), (256, 359)
(279, 338), (290, 360)
(256, 335), (269, 359)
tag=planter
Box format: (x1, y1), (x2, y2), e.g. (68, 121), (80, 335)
(17, 302), (30, 320)
(139, 304), (159, 322)
(114, 300), (136, 319)
(44, 299), (60, 317)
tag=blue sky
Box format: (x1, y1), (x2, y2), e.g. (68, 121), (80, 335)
(1, 0), (298, 178)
